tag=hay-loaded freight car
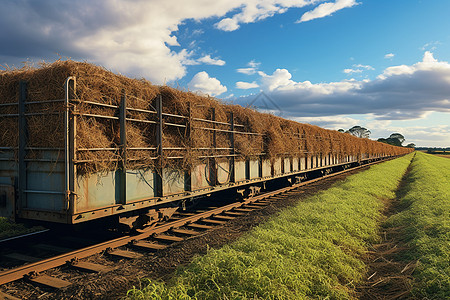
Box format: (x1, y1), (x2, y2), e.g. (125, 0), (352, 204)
(0, 62), (412, 228)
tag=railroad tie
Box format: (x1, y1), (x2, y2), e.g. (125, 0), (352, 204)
(153, 234), (184, 243)
(27, 274), (72, 289)
(213, 215), (235, 220)
(106, 249), (143, 259)
(200, 219), (227, 225)
(186, 223), (214, 230)
(0, 291), (21, 300)
(131, 241), (167, 251)
(69, 261), (113, 274)
(170, 228), (201, 236)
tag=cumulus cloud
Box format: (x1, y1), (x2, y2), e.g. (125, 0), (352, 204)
(188, 71), (227, 96)
(298, 0), (359, 23)
(0, 0), (307, 84)
(292, 115), (359, 129)
(197, 55), (226, 66)
(237, 60), (261, 75)
(215, 1), (320, 31)
(343, 64), (374, 74)
(384, 53), (395, 59)
(236, 81), (259, 89)
(0, 1), (359, 83)
(238, 52), (450, 121)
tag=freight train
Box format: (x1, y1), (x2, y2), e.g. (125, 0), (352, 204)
(0, 61), (412, 228)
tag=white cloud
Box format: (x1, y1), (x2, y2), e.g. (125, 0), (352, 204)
(188, 71), (227, 96)
(237, 68), (257, 75)
(238, 52), (450, 121)
(197, 55), (226, 66)
(0, 1), (324, 84)
(292, 115), (359, 129)
(258, 69), (295, 91)
(236, 81), (259, 89)
(384, 53), (395, 59)
(343, 64), (374, 74)
(237, 60), (261, 75)
(215, 1), (320, 31)
(298, 0), (359, 23)
(343, 68), (363, 74)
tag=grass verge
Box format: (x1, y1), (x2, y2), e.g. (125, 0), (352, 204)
(0, 217), (44, 240)
(385, 152), (450, 298)
(127, 155), (413, 299)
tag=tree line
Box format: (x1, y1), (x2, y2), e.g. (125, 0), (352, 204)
(338, 126), (415, 148)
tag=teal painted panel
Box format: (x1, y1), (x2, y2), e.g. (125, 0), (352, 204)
(192, 163), (209, 189)
(235, 161), (246, 182)
(262, 159), (271, 177)
(284, 158), (291, 173)
(217, 161), (230, 185)
(126, 169), (155, 201)
(249, 160), (259, 179)
(76, 171), (116, 213)
(163, 168), (185, 196)
(273, 158), (282, 175)
(292, 157), (299, 171)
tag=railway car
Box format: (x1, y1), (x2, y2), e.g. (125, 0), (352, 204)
(0, 62), (412, 228)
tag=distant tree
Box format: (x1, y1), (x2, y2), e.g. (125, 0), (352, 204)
(389, 133), (405, 145)
(377, 133), (406, 147)
(338, 129), (345, 133)
(348, 125), (371, 138)
(406, 143), (416, 148)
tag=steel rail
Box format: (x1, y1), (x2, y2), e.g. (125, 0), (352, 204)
(0, 157), (394, 286)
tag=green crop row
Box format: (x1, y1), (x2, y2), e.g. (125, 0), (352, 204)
(385, 152), (450, 298)
(127, 154), (413, 299)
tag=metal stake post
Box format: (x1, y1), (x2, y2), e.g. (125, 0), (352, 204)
(229, 112), (235, 183)
(18, 81), (28, 214)
(155, 95), (164, 197)
(119, 91), (127, 204)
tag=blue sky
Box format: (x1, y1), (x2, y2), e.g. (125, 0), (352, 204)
(1, 0), (449, 147)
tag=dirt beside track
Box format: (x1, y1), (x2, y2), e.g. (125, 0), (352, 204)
(2, 167), (370, 300)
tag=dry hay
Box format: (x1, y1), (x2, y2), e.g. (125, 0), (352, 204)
(0, 60), (413, 175)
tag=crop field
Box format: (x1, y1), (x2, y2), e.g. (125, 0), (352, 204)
(127, 154), (415, 299)
(384, 152), (449, 298)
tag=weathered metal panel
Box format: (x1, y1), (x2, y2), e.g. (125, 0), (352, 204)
(0, 184), (15, 220)
(235, 160), (246, 182)
(126, 169), (155, 201)
(284, 158), (291, 173)
(312, 156), (317, 169)
(0, 152), (17, 181)
(76, 171), (116, 213)
(162, 168), (185, 196)
(262, 159), (271, 177)
(300, 157), (306, 170)
(248, 160), (259, 179)
(192, 163), (209, 190)
(217, 161), (231, 184)
(273, 158), (282, 175)
(292, 157), (299, 172)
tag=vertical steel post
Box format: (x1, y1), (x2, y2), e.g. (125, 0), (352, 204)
(209, 108), (217, 186)
(185, 102), (192, 192)
(155, 95), (163, 197)
(64, 77), (76, 215)
(18, 81), (27, 214)
(119, 91), (127, 204)
(229, 112), (235, 183)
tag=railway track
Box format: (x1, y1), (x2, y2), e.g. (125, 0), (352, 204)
(0, 158), (394, 298)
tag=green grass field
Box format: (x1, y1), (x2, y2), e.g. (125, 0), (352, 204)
(385, 152), (450, 298)
(127, 154), (413, 300)
(0, 217), (44, 240)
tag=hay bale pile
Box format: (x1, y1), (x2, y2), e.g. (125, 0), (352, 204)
(0, 61), (412, 174)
